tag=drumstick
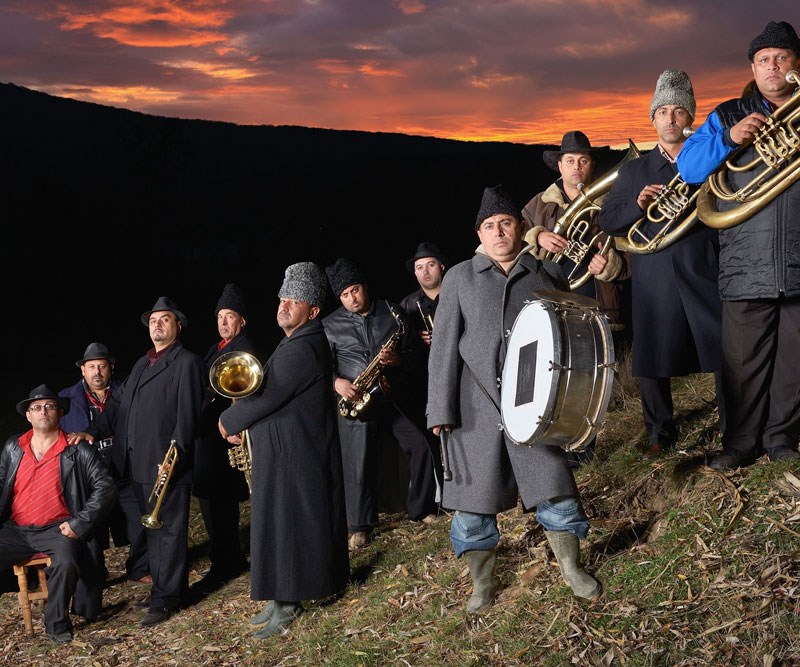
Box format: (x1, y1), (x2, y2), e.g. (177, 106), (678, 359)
(439, 430), (453, 481)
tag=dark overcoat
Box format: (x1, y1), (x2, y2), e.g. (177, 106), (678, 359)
(89, 341), (206, 486)
(193, 331), (257, 500)
(219, 318), (349, 602)
(426, 249), (579, 513)
(598, 148), (722, 377)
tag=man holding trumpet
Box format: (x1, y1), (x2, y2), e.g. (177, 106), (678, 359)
(73, 296), (206, 627)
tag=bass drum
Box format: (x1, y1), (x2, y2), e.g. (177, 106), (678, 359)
(500, 290), (615, 451)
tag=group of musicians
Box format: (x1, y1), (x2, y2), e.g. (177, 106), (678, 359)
(1, 17), (799, 644)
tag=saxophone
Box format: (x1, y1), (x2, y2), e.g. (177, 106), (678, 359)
(338, 303), (405, 420)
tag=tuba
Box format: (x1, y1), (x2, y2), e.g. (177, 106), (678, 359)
(623, 172), (700, 254)
(338, 303), (405, 420)
(542, 139), (642, 288)
(209, 350), (264, 494)
(697, 70), (800, 229)
(141, 440), (179, 529)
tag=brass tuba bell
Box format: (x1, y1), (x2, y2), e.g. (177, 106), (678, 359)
(209, 351), (264, 493)
(697, 70), (800, 229)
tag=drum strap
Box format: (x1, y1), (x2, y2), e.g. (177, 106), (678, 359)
(465, 364), (501, 424)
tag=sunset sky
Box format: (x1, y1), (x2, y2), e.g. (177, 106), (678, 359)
(1, 1), (797, 148)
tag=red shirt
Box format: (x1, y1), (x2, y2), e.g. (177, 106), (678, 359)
(11, 430), (72, 527)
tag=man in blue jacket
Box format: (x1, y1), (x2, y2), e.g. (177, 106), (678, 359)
(677, 20), (800, 470)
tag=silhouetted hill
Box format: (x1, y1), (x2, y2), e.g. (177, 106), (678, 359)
(0, 82), (625, 421)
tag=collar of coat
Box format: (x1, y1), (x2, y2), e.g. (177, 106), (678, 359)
(539, 180), (570, 209)
(474, 243), (536, 274)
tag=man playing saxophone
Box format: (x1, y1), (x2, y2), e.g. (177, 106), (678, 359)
(323, 258), (438, 552)
(600, 69), (725, 459)
(678, 21), (800, 470)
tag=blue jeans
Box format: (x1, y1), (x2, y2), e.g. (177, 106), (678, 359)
(450, 496), (589, 557)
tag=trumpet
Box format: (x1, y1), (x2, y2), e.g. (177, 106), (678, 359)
(416, 300), (434, 336)
(141, 440), (178, 529)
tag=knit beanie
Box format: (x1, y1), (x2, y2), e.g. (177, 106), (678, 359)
(748, 20), (800, 61)
(325, 258), (366, 298)
(278, 262), (328, 309)
(650, 69), (696, 121)
(215, 283), (248, 318)
(475, 185), (521, 230)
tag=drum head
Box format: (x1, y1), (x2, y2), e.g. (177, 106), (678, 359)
(500, 301), (560, 445)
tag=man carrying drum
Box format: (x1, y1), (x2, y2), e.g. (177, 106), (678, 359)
(427, 184), (601, 614)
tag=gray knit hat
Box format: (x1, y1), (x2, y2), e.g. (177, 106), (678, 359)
(215, 283), (248, 318)
(278, 262), (328, 309)
(325, 258), (366, 298)
(650, 69), (696, 121)
(475, 185), (521, 230)
(748, 20), (800, 61)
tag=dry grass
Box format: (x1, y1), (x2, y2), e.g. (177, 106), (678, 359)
(3, 364), (800, 666)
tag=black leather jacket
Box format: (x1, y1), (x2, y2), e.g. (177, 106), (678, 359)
(322, 299), (424, 417)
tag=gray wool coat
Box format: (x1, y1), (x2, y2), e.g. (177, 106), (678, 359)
(426, 247), (580, 514)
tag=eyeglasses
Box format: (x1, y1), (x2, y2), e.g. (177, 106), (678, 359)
(28, 403), (60, 413)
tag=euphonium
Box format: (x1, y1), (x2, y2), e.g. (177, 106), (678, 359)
(141, 440), (179, 530)
(543, 138), (642, 289)
(209, 350), (264, 494)
(338, 304), (405, 420)
(697, 70), (800, 229)
(624, 172), (700, 254)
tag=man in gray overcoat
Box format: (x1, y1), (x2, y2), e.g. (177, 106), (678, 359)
(427, 185), (601, 613)
(219, 262), (349, 639)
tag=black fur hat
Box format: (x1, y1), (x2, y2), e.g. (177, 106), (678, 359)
(475, 185), (521, 230)
(748, 20), (800, 61)
(325, 258), (366, 298)
(215, 283), (248, 318)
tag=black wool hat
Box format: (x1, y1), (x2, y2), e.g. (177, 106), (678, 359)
(405, 242), (448, 272)
(748, 20), (800, 61)
(141, 296), (189, 327)
(542, 131), (608, 171)
(215, 283), (248, 318)
(76, 342), (116, 368)
(325, 258), (366, 298)
(278, 262), (328, 309)
(17, 384), (71, 416)
(475, 185), (521, 230)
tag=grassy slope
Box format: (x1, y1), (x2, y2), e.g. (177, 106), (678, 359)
(2, 371), (800, 666)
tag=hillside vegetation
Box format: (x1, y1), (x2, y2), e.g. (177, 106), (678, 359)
(2, 368), (800, 666)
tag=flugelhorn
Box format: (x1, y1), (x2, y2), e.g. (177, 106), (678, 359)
(697, 70), (800, 229)
(141, 440), (178, 529)
(542, 139), (642, 289)
(209, 350), (264, 494)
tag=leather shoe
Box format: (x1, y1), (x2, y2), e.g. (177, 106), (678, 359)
(766, 446), (800, 462)
(249, 601), (275, 625)
(709, 450), (747, 471)
(253, 602), (301, 639)
(643, 442), (664, 457)
(47, 630), (73, 644)
(140, 608), (172, 627)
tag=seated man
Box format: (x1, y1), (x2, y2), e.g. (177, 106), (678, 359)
(0, 385), (117, 643)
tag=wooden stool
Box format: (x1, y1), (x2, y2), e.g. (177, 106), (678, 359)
(13, 553), (51, 636)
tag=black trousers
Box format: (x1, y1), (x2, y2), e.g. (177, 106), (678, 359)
(338, 402), (437, 532)
(116, 479), (149, 579)
(198, 497), (247, 575)
(0, 522), (83, 635)
(722, 297), (800, 456)
(639, 371), (726, 447)
(136, 482), (191, 611)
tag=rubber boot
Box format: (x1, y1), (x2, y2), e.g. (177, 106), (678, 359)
(462, 549), (500, 613)
(544, 530), (601, 601)
(253, 601), (301, 639)
(249, 600), (274, 625)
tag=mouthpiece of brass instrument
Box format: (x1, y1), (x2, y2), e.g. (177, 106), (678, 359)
(682, 127), (694, 137)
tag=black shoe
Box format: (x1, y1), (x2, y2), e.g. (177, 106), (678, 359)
(766, 446), (800, 462)
(140, 608), (172, 627)
(709, 450), (747, 471)
(47, 630), (73, 644)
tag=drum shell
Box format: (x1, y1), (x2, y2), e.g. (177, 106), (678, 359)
(500, 292), (615, 451)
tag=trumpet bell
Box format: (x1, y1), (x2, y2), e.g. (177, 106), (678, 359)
(209, 351), (264, 399)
